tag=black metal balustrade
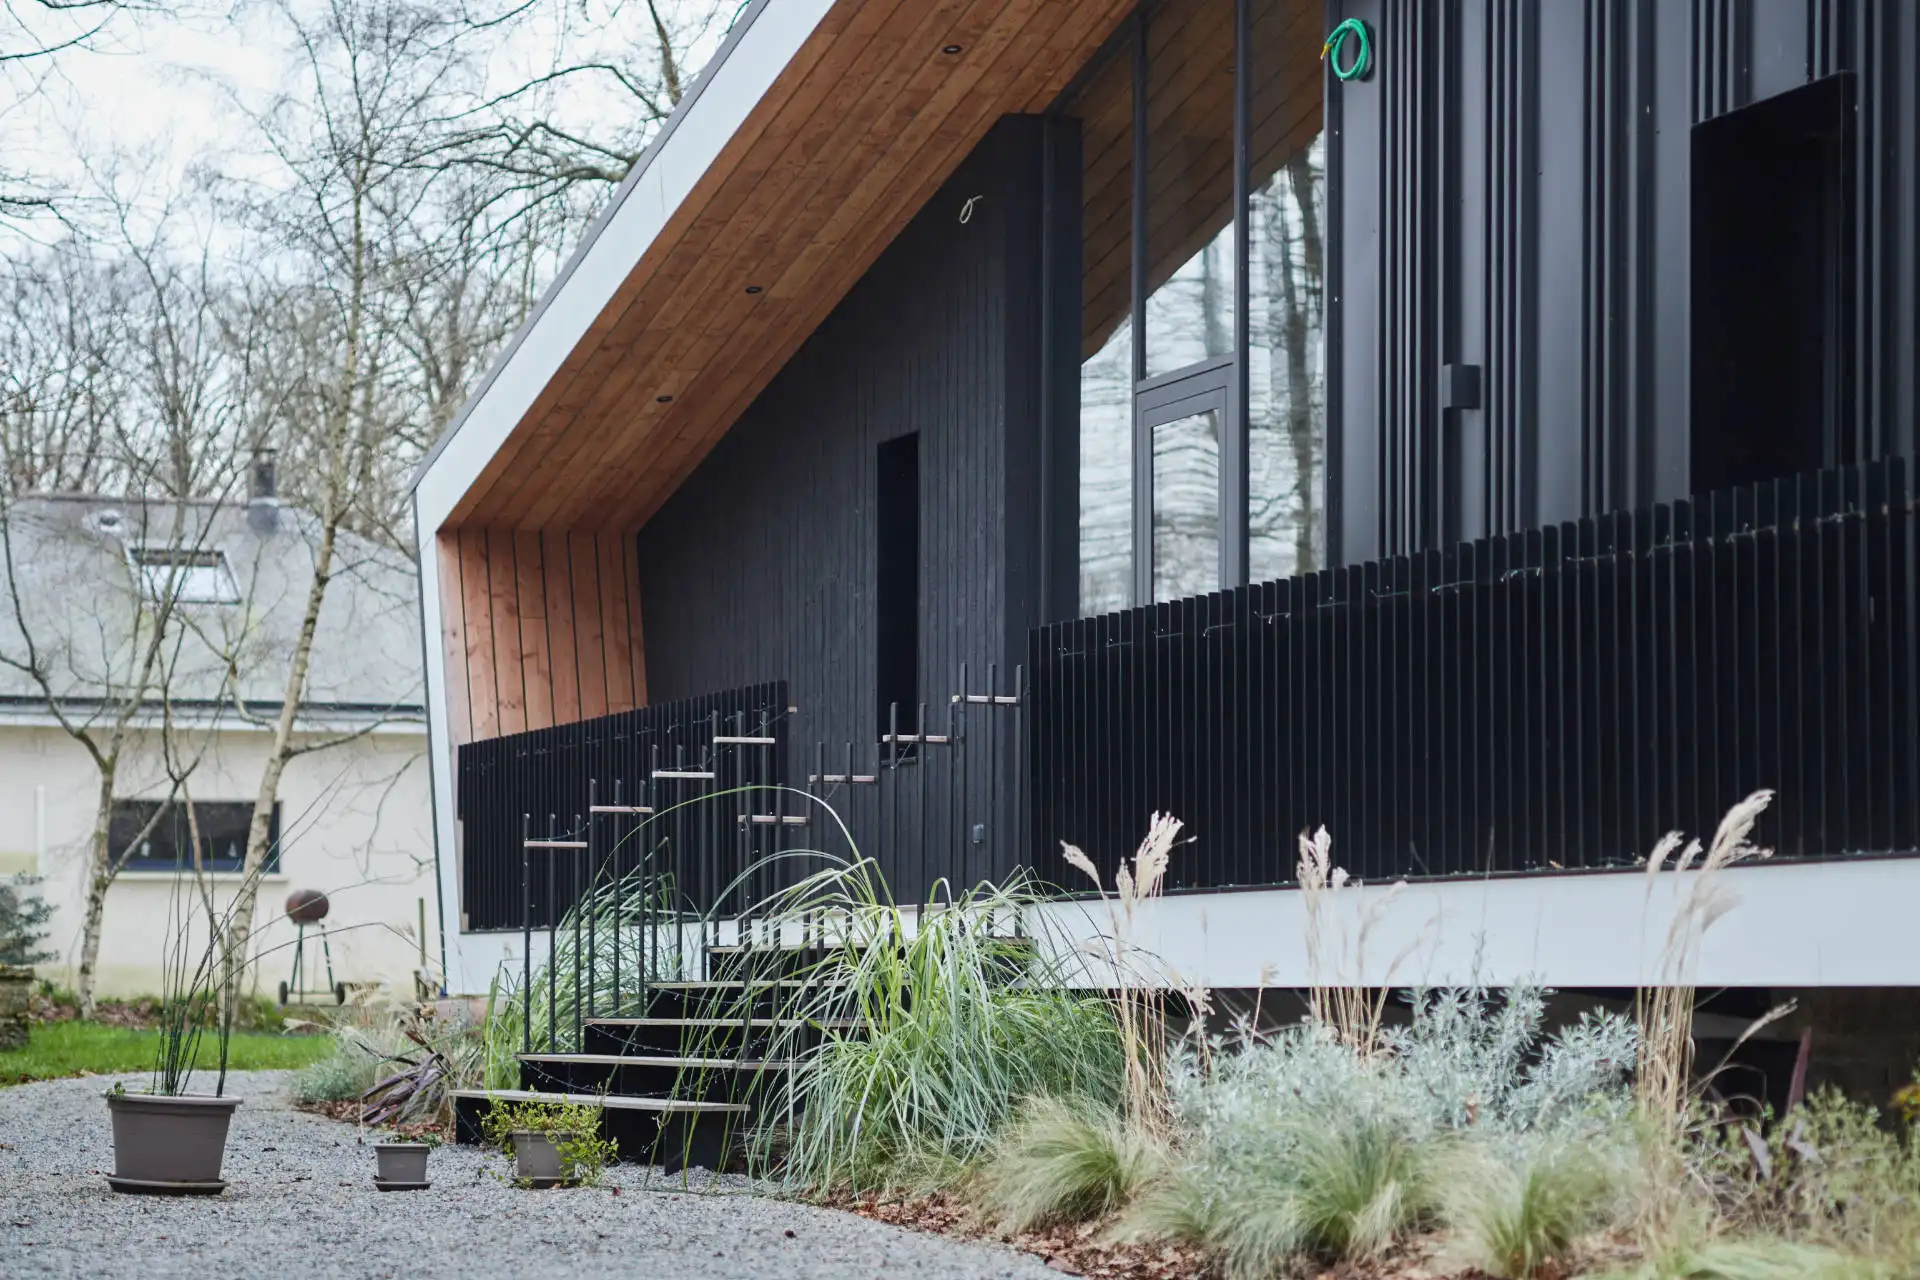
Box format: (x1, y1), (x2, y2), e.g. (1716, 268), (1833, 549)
(1029, 458), (1920, 888)
(456, 668), (1029, 935)
(458, 683), (792, 931)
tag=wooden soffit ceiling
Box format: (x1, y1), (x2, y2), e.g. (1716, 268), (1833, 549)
(450, 0), (1138, 533)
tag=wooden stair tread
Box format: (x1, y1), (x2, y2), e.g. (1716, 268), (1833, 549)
(586, 1016), (857, 1029)
(517, 1052), (795, 1069)
(652, 990), (840, 997)
(451, 1088), (745, 1114)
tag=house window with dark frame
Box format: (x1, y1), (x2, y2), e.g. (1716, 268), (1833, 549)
(110, 800), (280, 873)
(875, 432), (921, 735)
(1059, 0), (1327, 611)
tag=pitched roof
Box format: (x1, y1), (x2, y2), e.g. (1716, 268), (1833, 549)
(410, 0), (1134, 535)
(0, 494), (423, 720)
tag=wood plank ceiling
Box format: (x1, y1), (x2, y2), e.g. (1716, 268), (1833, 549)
(449, 0), (1139, 533)
(1076, 0), (1325, 358)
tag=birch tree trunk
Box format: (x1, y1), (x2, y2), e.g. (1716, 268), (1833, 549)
(74, 766), (120, 1018)
(221, 517), (337, 1004)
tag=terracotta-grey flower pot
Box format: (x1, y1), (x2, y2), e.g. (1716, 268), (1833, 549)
(106, 1092), (242, 1193)
(374, 1142), (431, 1186)
(509, 1129), (581, 1188)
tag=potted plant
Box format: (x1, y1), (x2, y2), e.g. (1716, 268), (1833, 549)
(481, 1096), (616, 1188)
(105, 857), (246, 1195)
(372, 1136), (434, 1189)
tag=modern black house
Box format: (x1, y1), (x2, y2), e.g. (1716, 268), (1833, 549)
(415, 0), (1920, 1096)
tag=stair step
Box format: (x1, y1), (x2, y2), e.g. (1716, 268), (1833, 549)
(450, 1088), (745, 1114)
(586, 1017), (856, 1030)
(517, 1053), (794, 1070)
(649, 979), (845, 995)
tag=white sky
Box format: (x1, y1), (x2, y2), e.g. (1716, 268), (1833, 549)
(2, 1), (731, 248)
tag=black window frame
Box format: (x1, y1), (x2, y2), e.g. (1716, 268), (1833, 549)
(110, 800), (281, 874)
(1056, 0), (1318, 611)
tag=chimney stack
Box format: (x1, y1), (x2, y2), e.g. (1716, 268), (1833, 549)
(247, 448), (280, 534)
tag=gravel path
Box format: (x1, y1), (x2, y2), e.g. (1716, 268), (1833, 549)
(0, 1071), (1056, 1280)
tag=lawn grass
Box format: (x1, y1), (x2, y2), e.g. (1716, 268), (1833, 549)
(1, 1020), (331, 1085)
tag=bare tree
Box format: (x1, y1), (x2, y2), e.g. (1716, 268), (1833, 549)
(0, 243), (134, 493)
(212, 0), (446, 1002)
(1, 0), (164, 229)
(0, 479), (232, 1014)
(414, 0), (730, 237)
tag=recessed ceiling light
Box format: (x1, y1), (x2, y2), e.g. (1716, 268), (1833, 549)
(656, 394), (674, 404)
(942, 43), (962, 55)
(745, 285), (762, 294)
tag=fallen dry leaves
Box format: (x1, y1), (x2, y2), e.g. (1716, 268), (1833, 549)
(295, 1098), (452, 1144)
(827, 1189), (1490, 1279)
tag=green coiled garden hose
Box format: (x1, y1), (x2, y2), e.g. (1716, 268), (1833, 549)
(1322, 19), (1373, 82)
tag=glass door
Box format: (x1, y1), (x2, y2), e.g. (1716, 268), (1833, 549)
(1136, 377), (1234, 603)
(1058, 0), (1328, 615)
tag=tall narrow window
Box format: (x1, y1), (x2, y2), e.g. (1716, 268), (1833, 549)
(1246, 0), (1328, 581)
(1066, 35), (1135, 617)
(1142, 0), (1237, 379)
(876, 433), (920, 732)
(1054, 0), (1328, 615)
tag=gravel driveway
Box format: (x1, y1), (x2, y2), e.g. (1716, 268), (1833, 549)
(0, 1070), (1055, 1280)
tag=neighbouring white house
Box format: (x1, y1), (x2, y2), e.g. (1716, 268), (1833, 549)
(0, 463), (435, 1000)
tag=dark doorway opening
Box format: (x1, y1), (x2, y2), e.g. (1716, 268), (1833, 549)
(876, 432), (921, 734)
(1690, 73), (1856, 496)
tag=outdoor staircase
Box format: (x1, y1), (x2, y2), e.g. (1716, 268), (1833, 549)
(452, 944), (843, 1173)
(449, 671), (1031, 1172)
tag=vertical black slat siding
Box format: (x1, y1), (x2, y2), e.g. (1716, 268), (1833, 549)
(457, 682), (787, 929)
(1330, 0), (1920, 540)
(1029, 459), (1920, 888)
(635, 118), (1049, 905)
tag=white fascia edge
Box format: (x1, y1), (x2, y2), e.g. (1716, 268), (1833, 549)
(1027, 855), (1920, 990)
(413, 0), (832, 995)
(410, 0), (837, 538)
(0, 706), (424, 735)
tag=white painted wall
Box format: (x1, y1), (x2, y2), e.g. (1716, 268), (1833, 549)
(1030, 857), (1920, 991)
(0, 723), (435, 998)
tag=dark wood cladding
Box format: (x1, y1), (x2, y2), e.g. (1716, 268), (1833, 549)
(635, 119), (1051, 881)
(1032, 456), (1920, 889)
(457, 682), (788, 930)
(1328, 0), (1920, 563)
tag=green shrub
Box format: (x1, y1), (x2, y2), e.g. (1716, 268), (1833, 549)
(1695, 1087), (1920, 1267)
(481, 1095), (618, 1187)
(1591, 1238), (1898, 1280)
(484, 867), (683, 1070)
(1441, 1137), (1629, 1278)
(1120, 985), (1639, 1275)
(0, 875), (54, 966)
(1124, 1108), (1431, 1276)
(293, 1009), (485, 1125)
(969, 1094), (1166, 1233)
(725, 859), (1124, 1192)
(294, 1030), (385, 1103)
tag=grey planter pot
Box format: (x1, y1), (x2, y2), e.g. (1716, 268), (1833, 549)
(373, 1142), (431, 1186)
(106, 1092), (242, 1193)
(510, 1130), (582, 1187)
